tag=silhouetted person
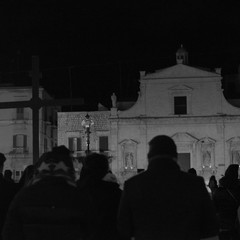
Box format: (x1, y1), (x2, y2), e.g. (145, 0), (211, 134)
(213, 164), (240, 240)
(188, 167), (197, 176)
(17, 165), (34, 190)
(3, 170), (14, 183)
(2, 146), (95, 240)
(208, 175), (218, 196)
(0, 153), (17, 240)
(78, 153), (122, 240)
(118, 135), (219, 240)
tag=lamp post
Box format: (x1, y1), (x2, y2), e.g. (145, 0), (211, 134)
(81, 113), (94, 155)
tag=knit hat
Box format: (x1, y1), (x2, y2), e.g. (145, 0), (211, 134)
(148, 135), (177, 159)
(30, 146), (76, 186)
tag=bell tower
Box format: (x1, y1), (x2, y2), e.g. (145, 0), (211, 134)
(176, 45), (188, 65)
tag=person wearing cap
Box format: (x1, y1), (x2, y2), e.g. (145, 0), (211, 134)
(2, 146), (95, 240)
(118, 135), (219, 240)
(77, 153), (122, 240)
(0, 153), (17, 240)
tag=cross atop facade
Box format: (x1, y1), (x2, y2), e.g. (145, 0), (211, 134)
(0, 56), (84, 164)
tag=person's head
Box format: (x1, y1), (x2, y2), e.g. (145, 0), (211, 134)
(188, 168), (197, 176)
(18, 165), (35, 187)
(4, 169), (13, 180)
(208, 175), (218, 186)
(0, 153), (6, 173)
(81, 153), (109, 180)
(219, 164), (239, 187)
(34, 145), (75, 181)
(224, 164), (239, 180)
(147, 135), (178, 162)
(209, 175), (217, 181)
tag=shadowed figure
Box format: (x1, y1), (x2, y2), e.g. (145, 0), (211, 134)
(208, 175), (218, 197)
(77, 153), (122, 240)
(213, 164), (240, 240)
(2, 146), (95, 240)
(3, 170), (14, 184)
(0, 153), (18, 240)
(17, 165), (34, 190)
(188, 168), (197, 176)
(118, 135), (219, 240)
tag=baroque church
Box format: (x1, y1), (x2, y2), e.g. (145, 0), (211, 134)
(58, 46), (240, 185)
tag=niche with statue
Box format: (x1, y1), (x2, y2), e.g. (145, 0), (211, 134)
(119, 139), (138, 172)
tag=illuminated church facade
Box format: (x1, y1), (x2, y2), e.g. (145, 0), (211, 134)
(58, 47), (240, 184)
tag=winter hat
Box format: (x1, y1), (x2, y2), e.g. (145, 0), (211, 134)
(30, 145), (76, 186)
(148, 135), (177, 159)
(224, 164), (239, 180)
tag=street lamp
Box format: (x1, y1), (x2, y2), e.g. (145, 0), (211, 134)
(81, 113), (94, 155)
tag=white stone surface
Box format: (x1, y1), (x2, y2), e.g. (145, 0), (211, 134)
(58, 62), (240, 185)
(0, 86), (58, 181)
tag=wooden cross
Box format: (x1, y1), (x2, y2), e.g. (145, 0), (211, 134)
(0, 56), (84, 164)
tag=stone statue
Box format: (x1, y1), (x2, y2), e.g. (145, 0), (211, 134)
(124, 152), (134, 170)
(203, 150), (211, 168)
(111, 93), (117, 108)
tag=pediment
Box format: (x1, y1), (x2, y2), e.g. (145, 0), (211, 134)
(198, 137), (216, 144)
(119, 139), (139, 145)
(227, 136), (240, 143)
(141, 64), (220, 80)
(171, 132), (199, 143)
(168, 84), (193, 91)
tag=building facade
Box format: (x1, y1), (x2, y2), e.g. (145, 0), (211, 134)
(0, 86), (59, 181)
(58, 48), (240, 185)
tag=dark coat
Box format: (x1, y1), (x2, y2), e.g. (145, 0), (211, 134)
(2, 176), (96, 240)
(78, 178), (122, 240)
(0, 174), (18, 240)
(212, 175), (240, 232)
(118, 156), (219, 240)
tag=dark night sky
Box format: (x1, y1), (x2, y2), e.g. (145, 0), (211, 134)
(1, 0), (240, 110)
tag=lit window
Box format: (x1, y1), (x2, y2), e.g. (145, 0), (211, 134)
(13, 134), (27, 148)
(68, 137), (82, 151)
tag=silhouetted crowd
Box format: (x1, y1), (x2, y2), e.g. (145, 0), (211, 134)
(0, 135), (240, 240)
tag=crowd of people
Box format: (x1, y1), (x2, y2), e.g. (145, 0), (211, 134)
(0, 135), (240, 240)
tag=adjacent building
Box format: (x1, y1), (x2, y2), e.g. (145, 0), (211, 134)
(0, 85), (59, 181)
(58, 47), (240, 185)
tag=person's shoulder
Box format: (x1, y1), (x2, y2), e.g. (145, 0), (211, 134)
(124, 170), (147, 187)
(179, 171), (206, 186)
(99, 180), (122, 192)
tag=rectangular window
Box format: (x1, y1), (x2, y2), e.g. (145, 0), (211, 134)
(13, 134), (27, 148)
(99, 136), (108, 152)
(68, 137), (82, 151)
(174, 96), (187, 115)
(13, 134), (27, 153)
(16, 108), (24, 120)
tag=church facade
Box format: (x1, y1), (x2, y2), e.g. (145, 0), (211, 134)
(58, 47), (240, 184)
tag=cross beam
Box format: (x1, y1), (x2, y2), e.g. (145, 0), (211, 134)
(0, 56), (84, 164)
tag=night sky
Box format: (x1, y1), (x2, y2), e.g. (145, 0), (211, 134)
(1, 1), (240, 110)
